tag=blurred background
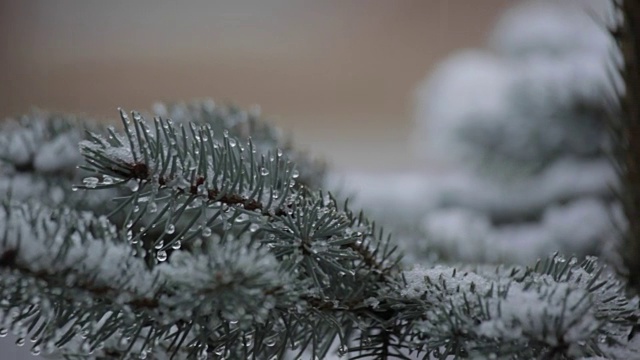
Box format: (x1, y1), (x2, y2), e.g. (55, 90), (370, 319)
(0, 0), (509, 171)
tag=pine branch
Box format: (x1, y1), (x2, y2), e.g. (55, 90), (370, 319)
(1, 107), (403, 358)
(1, 100), (639, 359)
(150, 100), (326, 190)
(0, 200), (298, 359)
(0, 111), (117, 214)
(394, 254), (638, 359)
(78, 109), (399, 279)
(0, 110), (85, 175)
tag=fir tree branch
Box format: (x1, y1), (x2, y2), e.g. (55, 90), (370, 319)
(0, 200), (300, 359)
(151, 100), (326, 190)
(2, 95), (638, 359)
(0, 111), (118, 216)
(78, 110), (399, 279)
(68, 108), (403, 358)
(394, 254), (638, 358)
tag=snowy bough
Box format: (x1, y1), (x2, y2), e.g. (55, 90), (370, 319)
(0, 102), (638, 359)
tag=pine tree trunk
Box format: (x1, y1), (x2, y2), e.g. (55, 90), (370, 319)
(615, 0), (640, 291)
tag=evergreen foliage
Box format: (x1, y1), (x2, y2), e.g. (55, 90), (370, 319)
(0, 102), (637, 359)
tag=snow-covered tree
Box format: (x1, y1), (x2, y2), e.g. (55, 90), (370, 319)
(412, 0), (623, 264)
(1, 1), (639, 359)
(332, 0), (622, 265)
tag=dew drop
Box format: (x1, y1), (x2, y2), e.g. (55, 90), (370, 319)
(82, 177), (99, 188)
(16, 337), (25, 346)
(172, 240), (182, 249)
(260, 168), (269, 176)
(31, 346), (41, 355)
(154, 240), (164, 249)
(0, 328), (7, 337)
(338, 345), (348, 356)
(119, 337), (130, 347)
(157, 250), (168, 262)
(235, 214), (249, 223)
(291, 169), (299, 179)
(264, 338), (276, 347)
(102, 176), (114, 185)
(244, 335), (254, 347)
(128, 180), (140, 192)
(71, 185), (79, 192)
(249, 224), (259, 233)
(202, 227), (212, 237)
(228, 138), (237, 148)
(149, 202), (158, 213)
(125, 219), (134, 228)
(165, 224), (176, 234)
(213, 345), (225, 356)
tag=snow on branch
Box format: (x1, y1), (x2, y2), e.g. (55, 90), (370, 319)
(0, 200), (296, 358)
(399, 254), (638, 358)
(151, 100), (326, 189)
(70, 108), (405, 358)
(0, 111), (116, 213)
(1, 99), (638, 359)
(78, 109), (399, 279)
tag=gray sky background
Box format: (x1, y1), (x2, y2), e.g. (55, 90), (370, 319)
(0, 0), (508, 172)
